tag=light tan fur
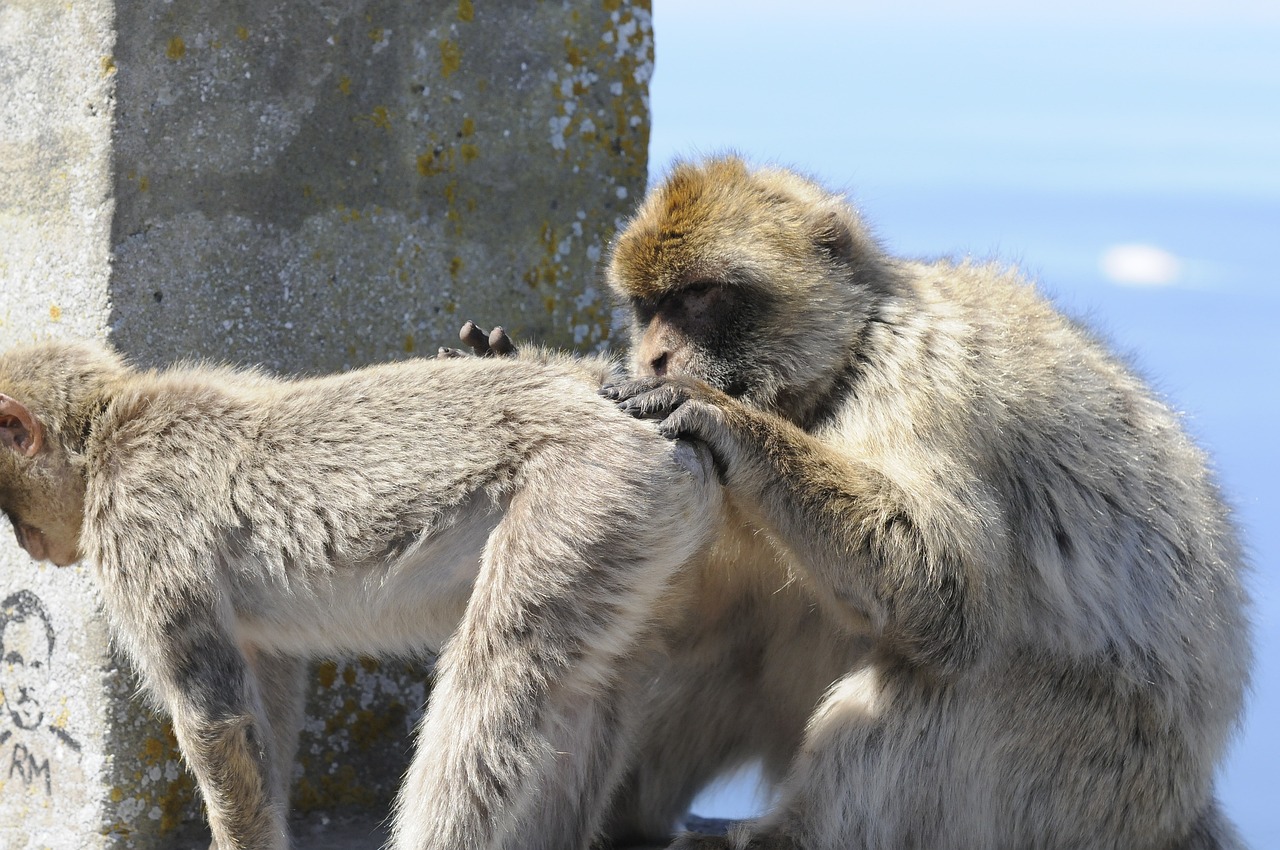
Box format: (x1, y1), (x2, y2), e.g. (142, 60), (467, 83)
(599, 156), (1252, 850)
(0, 340), (722, 850)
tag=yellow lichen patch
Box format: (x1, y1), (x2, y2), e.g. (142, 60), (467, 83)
(159, 774), (195, 834)
(368, 27), (383, 42)
(449, 256), (463, 277)
(110, 787), (124, 803)
(100, 55), (116, 76)
(360, 657), (380, 673)
(296, 764), (380, 809)
(166, 37), (186, 60)
(349, 702), (407, 750)
(342, 665), (357, 686)
(603, 0), (621, 11)
(416, 148), (453, 177)
(142, 737), (166, 764)
(236, 26), (249, 41)
(403, 334), (415, 354)
(104, 821), (132, 837)
(461, 117), (475, 137)
(48, 305), (61, 322)
(355, 105), (393, 130)
(317, 660), (338, 688)
(460, 143), (478, 162)
(564, 38), (583, 67)
(457, 0), (474, 22)
(51, 706), (71, 732)
(440, 39), (462, 78)
(338, 75), (352, 96)
(139, 175), (150, 192)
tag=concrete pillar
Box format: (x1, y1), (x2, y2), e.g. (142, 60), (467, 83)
(0, 1), (652, 846)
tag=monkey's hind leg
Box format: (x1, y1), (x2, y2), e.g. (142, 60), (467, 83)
(250, 650), (308, 819)
(391, 438), (718, 850)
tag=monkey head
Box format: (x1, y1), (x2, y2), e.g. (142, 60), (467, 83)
(0, 341), (124, 567)
(606, 156), (894, 426)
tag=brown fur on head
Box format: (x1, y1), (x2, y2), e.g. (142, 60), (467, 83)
(606, 155), (896, 425)
(0, 339), (128, 566)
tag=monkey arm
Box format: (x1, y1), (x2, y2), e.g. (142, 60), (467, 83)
(604, 377), (1010, 671)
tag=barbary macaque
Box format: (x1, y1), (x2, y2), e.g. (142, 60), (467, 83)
(590, 156), (1250, 850)
(0, 339), (720, 850)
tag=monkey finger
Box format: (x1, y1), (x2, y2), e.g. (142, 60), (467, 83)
(619, 387), (689, 420)
(488, 327), (517, 357)
(458, 321), (491, 356)
(599, 377), (665, 402)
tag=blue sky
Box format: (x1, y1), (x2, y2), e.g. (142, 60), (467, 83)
(647, 1), (1280, 843)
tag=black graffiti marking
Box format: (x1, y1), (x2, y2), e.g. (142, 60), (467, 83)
(8, 741), (52, 796)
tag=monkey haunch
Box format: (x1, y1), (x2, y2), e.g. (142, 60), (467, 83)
(601, 157), (1251, 850)
(0, 341), (720, 850)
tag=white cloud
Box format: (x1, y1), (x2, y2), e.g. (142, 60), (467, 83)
(1099, 244), (1182, 287)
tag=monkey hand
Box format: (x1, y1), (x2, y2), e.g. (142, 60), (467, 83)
(436, 321), (518, 359)
(601, 377), (742, 476)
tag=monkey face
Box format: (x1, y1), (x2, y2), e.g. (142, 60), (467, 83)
(627, 279), (771, 401)
(5, 514), (80, 567)
(609, 156), (886, 425)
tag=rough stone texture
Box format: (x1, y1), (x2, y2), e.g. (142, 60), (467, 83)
(0, 0), (652, 847)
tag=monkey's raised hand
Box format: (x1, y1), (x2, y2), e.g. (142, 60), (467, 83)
(436, 320), (518, 359)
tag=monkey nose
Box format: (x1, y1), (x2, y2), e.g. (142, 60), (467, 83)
(649, 352), (669, 377)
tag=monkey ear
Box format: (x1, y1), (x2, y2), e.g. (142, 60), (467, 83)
(813, 211), (858, 264)
(0, 394), (43, 457)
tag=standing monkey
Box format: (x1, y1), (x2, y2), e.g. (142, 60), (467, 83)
(598, 156), (1251, 849)
(0, 340), (721, 850)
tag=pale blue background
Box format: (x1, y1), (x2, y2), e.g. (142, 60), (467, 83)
(646, 2), (1280, 844)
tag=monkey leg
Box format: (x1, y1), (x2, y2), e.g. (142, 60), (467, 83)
(498, 660), (650, 850)
(391, 439), (718, 850)
(249, 650), (308, 816)
(715, 659), (1223, 850)
(604, 662), (779, 846)
(390, 532), (672, 850)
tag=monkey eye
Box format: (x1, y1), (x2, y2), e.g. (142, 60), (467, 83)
(682, 280), (716, 297)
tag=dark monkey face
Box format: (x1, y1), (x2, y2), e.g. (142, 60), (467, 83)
(627, 278), (773, 401)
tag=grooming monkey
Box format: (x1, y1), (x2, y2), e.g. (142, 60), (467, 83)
(592, 156), (1251, 849)
(0, 340), (721, 850)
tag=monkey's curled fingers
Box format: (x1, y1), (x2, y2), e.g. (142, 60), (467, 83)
(437, 321), (519, 359)
(600, 377), (691, 422)
(601, 377), (735, 456)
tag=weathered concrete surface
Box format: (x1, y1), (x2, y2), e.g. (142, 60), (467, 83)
(0, 0), (652, 847)
(108, 0), (651, 371)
